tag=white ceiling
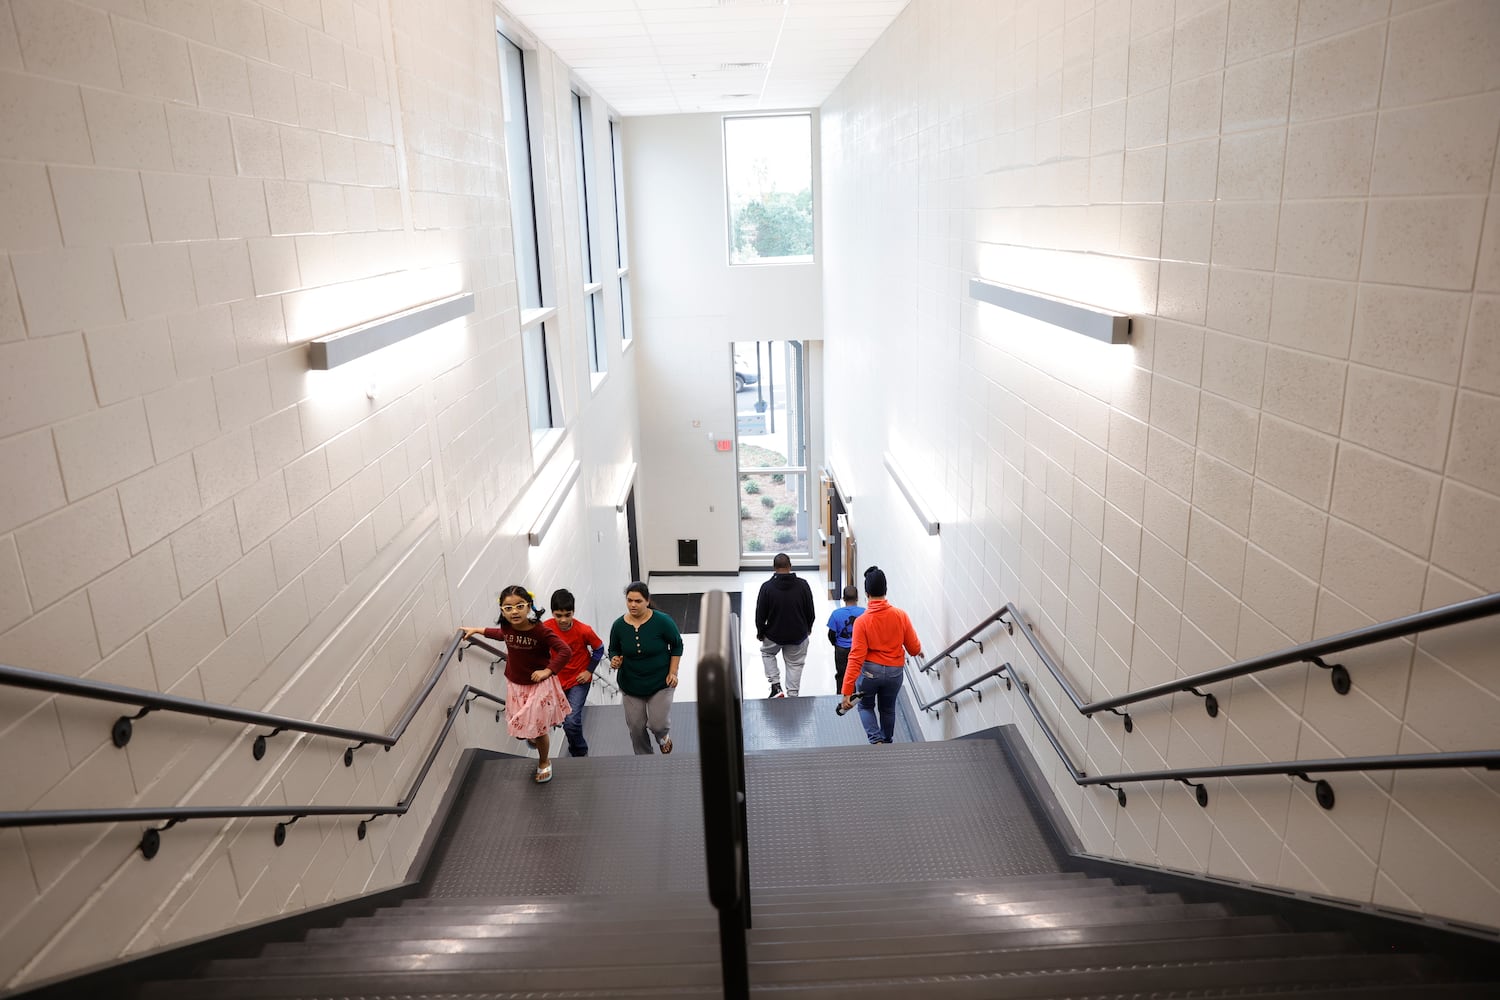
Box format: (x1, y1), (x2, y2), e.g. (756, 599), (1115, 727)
(500, 0), (911, 117)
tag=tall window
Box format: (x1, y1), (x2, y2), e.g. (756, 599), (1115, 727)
(724, 114), (814, 265)
(499, 30), (554, 432)
(609, 118), (632, 343)
(735, 341), (810, 560)
(572, 90), (604, 375)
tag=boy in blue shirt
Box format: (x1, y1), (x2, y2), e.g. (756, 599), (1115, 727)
(825, 585), (864, 692)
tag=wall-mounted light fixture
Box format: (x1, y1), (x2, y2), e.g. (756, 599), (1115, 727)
(883, 452), (939, 536)
(969, 278), (1130, 345)
(612, 463), (638, 512)
(529, 460), (581, 546)
(307, 292), (476, 370)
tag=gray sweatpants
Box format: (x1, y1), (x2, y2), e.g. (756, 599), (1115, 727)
(622, 686), (675, 755)
(761, 636), (809, 695)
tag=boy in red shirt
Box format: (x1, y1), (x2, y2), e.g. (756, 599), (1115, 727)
(543, 588), (606, 757)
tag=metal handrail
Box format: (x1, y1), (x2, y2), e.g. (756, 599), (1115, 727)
(917, 663), (1011, 715)
(1003, 591), (1500, 730)
(696, 595), (750, 1000)
(0, 630), (500, 765)
(0, 683), (505, 859)
(1003, 653), (1500, 811)
(917, 607), (1012, 673)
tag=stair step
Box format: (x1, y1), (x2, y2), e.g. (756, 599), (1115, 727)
(747, 881), (1149, 915)
(211, 930), (1356, 980)
(747, 871), (1091, 899)
(372, 880), (1145, 923)
(751, 887), (1193, 929)
(138, 950), (1447, 999)
(755, 931), (1362, 984)
(269, 912), (1290, 964)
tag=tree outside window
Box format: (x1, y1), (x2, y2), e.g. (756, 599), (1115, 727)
(724, 114), (814, 265)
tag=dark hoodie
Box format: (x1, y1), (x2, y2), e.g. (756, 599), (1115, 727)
(755, 571), (816, 644)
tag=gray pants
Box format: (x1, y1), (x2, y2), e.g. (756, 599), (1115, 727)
(761, 637), (809, 695)
(622, 687), (675, 755)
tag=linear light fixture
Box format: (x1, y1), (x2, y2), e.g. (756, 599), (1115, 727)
(529, 460), (581, 546)
(969, 278), (1130, 345)
(307, 292), (476, 370)
(612, 463), (638, 512)
(883, 452), (939, 536)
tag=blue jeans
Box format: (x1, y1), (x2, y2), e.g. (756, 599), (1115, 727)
(562, 682), (590, 756)
(855, 663), (904, 744)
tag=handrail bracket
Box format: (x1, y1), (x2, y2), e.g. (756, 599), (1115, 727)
(1102, 782), (1127, 807)
(1308, 655), (1352, 696)
(112, 706), (153, 749)
(1177, 778), (1209, 807)
(357, 814), (380, 840)
(251, 727), (285, 761)
(1186, 687), (1220, 718)
(1106, 707), (1133, 733)
(343, 741), (369, 767)
(274, 814), (306, 847)
(138, 818), (179, 860)
(1292, 771), (1336, 810)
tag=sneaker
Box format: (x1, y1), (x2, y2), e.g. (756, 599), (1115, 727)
(768, 682), (784, 698)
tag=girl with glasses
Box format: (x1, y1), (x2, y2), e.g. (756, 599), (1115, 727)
(463, 585), (572, 783)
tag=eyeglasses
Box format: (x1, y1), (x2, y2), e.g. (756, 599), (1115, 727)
(500, 604), (530, 613)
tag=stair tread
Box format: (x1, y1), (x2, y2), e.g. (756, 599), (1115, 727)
(267, 913), (1292, 961)
(139, 950), (1453, 999)
(209, 930), (1361, 979)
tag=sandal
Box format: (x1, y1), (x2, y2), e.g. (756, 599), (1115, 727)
(659, 736), (673, 755)
(534, 762), (553, 783)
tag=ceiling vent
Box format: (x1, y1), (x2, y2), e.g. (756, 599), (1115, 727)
(718, 62), (767, 71)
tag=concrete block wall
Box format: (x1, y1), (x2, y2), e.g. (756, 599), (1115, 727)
(821, 0), (1500, 931)
(0, 0), (639, 989)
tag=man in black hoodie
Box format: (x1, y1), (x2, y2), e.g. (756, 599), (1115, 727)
(754, 553), (816, 697)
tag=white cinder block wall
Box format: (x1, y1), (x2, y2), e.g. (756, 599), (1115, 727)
(0, 0), (638, 989)
(822, 0), (1500, 930)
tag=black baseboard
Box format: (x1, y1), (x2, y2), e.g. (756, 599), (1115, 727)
(647, 569), (741, 579)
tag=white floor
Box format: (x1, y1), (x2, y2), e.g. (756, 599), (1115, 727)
(648, 570), (845, 704)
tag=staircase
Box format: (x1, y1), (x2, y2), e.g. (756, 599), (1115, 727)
(113, 722), (1498, 998)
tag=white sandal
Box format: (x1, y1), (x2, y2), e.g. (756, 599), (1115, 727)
(534, 762), (553, 783)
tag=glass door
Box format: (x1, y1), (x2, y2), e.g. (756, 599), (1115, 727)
(734, 341), (809, 561)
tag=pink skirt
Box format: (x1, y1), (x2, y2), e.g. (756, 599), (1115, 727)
(506, 675), (570, 740)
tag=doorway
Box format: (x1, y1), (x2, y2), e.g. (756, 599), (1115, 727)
(733, 340), (809, 562)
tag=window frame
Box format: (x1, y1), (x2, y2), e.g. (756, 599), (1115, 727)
(497, 22), (560, 439)
(722, 112), (817, 268)
(609, 116), (632, 346)
(572, 88), (606, 381)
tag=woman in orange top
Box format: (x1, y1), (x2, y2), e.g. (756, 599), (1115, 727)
(839, 566), (922, 744)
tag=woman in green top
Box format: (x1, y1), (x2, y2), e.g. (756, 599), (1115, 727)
(607, 581), (684, 755)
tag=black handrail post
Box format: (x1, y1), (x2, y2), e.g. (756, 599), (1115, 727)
(696, 592), (750, 1000)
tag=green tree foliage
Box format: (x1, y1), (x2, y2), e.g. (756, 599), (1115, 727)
(732, 189), (813, 262)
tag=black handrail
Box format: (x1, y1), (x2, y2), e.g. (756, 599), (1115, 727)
(917, 663), (1011, 715)
(1003, 591), (1500, 729)
(0, 682), (505, 859)
(917, 607), (1011, 673)
(696, 593), (750, 1000)
(1001, 630), (1500, 813)
(0, 630), (498, 765)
